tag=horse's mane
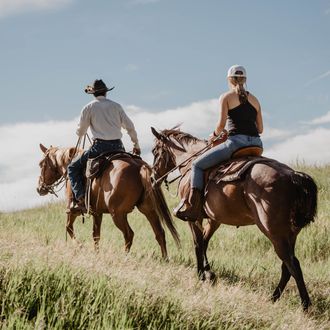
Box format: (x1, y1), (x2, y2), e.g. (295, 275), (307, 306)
(161, 128), (200, 145)
(46, 146), (83, 169)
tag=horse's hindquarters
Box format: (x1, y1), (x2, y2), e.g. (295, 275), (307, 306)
(89, 160), (144, 214)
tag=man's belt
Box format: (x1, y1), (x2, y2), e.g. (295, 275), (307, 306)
(94, 138), (121, 143)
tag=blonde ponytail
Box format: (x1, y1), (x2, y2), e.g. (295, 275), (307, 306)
(229, 77), (248, 104)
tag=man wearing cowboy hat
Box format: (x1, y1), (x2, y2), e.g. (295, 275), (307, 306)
(67, 79), (141, 212)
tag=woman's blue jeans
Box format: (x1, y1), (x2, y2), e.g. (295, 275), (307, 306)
(68, 139), (125, 200)
(191, 134), (262, 190)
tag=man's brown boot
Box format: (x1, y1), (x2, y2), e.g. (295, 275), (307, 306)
(174, 188), (203, 221)
(69, 196), (87, 214)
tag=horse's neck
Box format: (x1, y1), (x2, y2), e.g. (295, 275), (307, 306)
(54, 147), (81, 175)
(172, 139), (206, 173)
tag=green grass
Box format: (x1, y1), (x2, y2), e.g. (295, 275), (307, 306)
(0, 165), (329, 329)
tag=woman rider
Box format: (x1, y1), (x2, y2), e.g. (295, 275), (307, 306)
(176, 65), (264, 221)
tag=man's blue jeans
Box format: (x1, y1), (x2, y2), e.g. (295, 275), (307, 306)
(68, 139), (125, 200)
(191, 134), (262, 190)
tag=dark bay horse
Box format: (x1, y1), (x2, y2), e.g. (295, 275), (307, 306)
(151, 127), (317, 310)
(37, 143), (180, 259)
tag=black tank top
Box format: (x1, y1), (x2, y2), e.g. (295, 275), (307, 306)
(226, 100), (259, 137)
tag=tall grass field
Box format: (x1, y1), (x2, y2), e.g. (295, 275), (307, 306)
(0, 165), (329, 329)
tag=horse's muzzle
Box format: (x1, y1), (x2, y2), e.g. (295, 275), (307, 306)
(36, 186), (48, 196)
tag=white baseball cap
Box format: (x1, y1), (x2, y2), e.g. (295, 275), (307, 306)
(227, 65), (247, 78)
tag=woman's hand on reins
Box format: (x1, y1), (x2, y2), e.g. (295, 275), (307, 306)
(208, 129), (228, 144)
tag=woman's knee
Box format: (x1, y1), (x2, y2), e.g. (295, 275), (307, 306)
(192, 158), (205, 171)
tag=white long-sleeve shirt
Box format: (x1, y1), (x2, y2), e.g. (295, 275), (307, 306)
(76, 96), (139, 148)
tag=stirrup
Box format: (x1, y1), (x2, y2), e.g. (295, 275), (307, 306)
(68, 199), (87, 214)
(174, 200), (196, 222)
(173, 198), (187, 216)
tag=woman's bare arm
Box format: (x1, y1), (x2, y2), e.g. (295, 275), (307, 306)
(214, 94), (228, 135)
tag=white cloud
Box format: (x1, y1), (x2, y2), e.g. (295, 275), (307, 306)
(0, 119), (77, 212)
(0, 0), (72, 17)
(1, 100), (329, 212)
(261, 126), (292, 141)
(264, 128), (330, 165)
(310, 111), (330, 125)
(123, 99), (219, 161)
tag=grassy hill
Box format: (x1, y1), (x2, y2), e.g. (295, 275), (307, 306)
(0, 165), (329, 329)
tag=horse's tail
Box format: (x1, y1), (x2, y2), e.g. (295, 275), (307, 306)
(140, 164), (181, 248)
(291, 171), (318, 228)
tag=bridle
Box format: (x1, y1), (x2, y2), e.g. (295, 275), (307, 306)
(38, 151), (67, 197)
(152, 141), (176, 182)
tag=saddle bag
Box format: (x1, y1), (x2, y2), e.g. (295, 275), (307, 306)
(86, 158), (106, 180)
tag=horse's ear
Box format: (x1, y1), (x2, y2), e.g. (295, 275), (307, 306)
(170, 123), (182, 131)
(151, 127), (163, 140)
(39, 143), (48, 154)
(68, 147), (76, 159)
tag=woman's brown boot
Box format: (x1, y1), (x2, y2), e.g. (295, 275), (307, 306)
(174, 188), (203, 221)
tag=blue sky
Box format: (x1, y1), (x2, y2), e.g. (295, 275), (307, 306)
(1, 0), (329, 126)
(1, 0), (330, 211)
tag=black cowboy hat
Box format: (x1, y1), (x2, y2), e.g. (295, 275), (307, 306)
(84, 79), (115, 94)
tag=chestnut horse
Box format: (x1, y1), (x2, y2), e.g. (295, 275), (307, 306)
(37, 143), (180, 259)
(151, 127), (317, 310)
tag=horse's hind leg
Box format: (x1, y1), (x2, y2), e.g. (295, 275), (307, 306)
(92, 214), (103, 251)
(111, 211), (134, 253)
(138, 203), (167, 260)
(273, 238), (311, 310)
(272, 237), (297, 302)
(272, 262), (291, 302)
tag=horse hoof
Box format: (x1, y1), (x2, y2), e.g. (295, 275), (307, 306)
(199, 271), (216, 283)
(199, 273), (206, 281)
(302, 300), (312, 312)
(205, 271), (216, 284)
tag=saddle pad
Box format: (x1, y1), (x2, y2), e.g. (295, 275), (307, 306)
(208, 156), (271, 184)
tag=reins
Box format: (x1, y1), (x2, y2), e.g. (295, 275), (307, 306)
(154, 132), (227, 186)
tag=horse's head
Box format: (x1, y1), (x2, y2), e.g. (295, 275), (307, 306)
(151, 126), (207, 182)
(151, 127), (190, 181)
(37, 143), (63, 196)
(151, 128), (175, 180)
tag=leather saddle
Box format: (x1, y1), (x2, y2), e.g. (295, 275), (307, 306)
(85, 151), (141, 180)
(207, 146), (266, 184)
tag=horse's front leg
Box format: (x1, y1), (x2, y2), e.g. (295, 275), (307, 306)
(202, 220), (220, 282)
(189, 220), (207, 281)
(66, 212), (79, 242)
(92, 214), (103, 252)
(65, 187), (80, 243)
(66, 212), (82, 248)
